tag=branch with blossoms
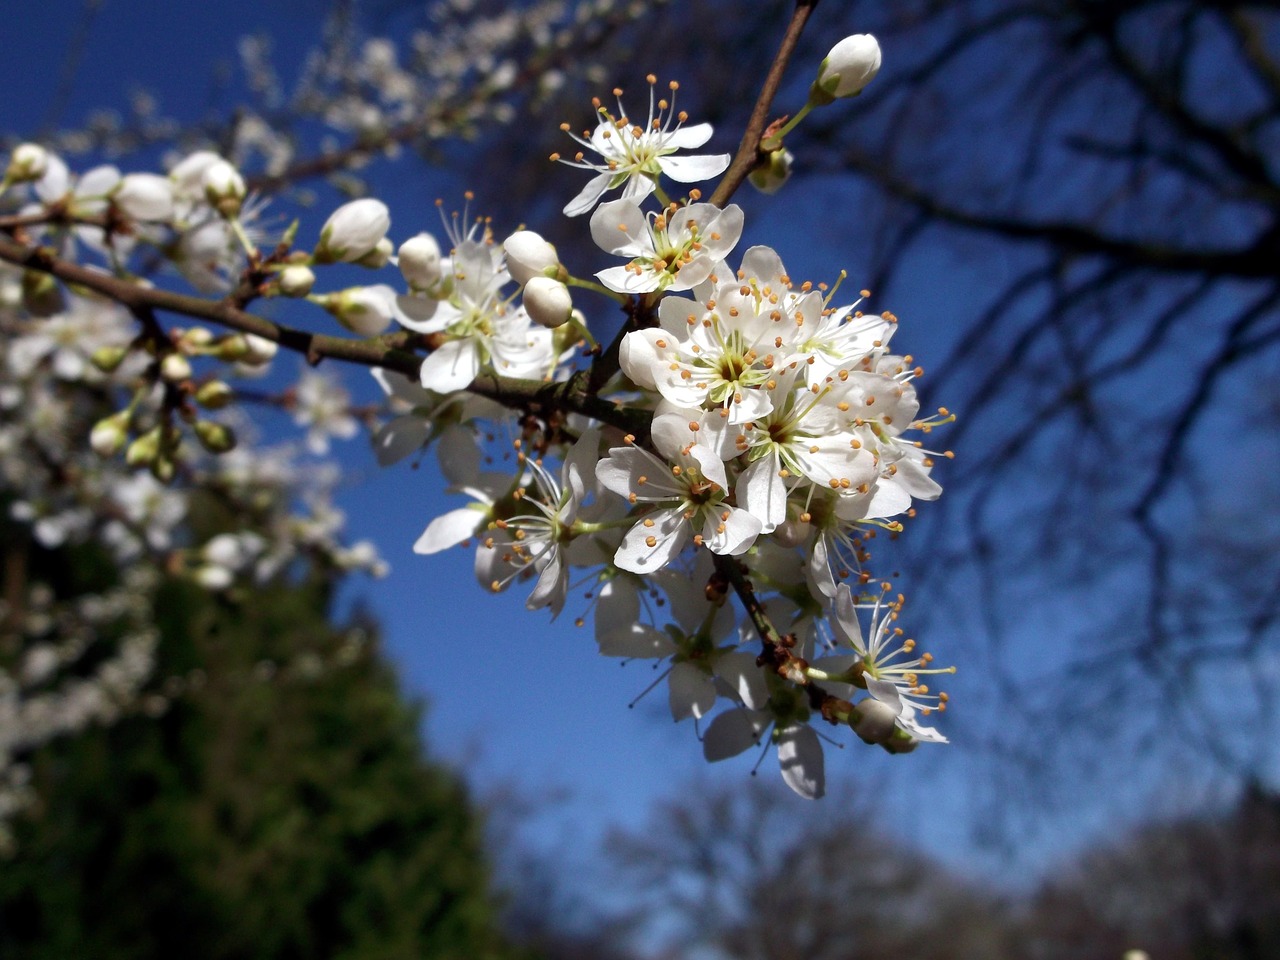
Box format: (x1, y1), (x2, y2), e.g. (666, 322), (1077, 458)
(1, 8), (955, 800)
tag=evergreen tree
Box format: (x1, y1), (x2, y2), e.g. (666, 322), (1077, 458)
(0, 548), (525, 960)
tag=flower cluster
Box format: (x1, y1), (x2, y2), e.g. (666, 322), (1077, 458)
(1, 25), (953, 806)
(393, 40), (953, 798)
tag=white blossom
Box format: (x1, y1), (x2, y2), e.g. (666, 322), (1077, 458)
(558, 79), (730, 216)
(591, 199), (742, 294)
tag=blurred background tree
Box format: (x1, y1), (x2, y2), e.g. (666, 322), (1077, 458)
(406, 0), (1280, 829)
(0, 512), (526, 960)
(600, 779), (1280, 960)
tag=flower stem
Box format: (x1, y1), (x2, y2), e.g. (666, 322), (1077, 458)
(761, 102), (814, 152)
(565, 274), (629, 305)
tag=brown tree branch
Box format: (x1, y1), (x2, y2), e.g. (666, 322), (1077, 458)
(0, 231), (648, 435)
(707, 0), (821, 210)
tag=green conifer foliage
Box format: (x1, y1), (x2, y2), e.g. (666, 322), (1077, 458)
(0, 564), (525, 960)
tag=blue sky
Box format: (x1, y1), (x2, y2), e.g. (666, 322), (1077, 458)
(2, 0), (1197, 894)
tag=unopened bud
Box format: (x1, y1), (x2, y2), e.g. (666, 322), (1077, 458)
(241, 333), (278, 365)
(277, 264), (316, 298)
(321, 285), (397, 337)
(811, 34), (882, 105)
(150, 453), (176, 483)
(313, 198), (391, 264)
(201, 160), (246, 218)
(5, 143), (49, 183)
(849, 696), (898, 744)
(397, 233), (442, 289)
(114, 173), (174, 222)
(193, 419), (236, 453)
(504, 230), (560, 286)
(522, 276), (573, 329)
(882, 729), (919, 754)
(90, 410), (132, 457)
(748, 148), (794, 195)
(180, 327), (215, 349)
(214, 335), (250, 362)
(91, 345), (129, 373)
(126, 426), (163, 467)
(193, 564), (234, 590)
(170, 151), (222, 197)
(22, 270), (64, 317)
(194, 380), (234, 409)
(355, 236), (394, 270)
(551, 308), (587, 356)
(160, 353), (193, 383)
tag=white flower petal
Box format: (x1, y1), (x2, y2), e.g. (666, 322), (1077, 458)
(590, 198), (651, 257)
(413, 507), (484, 554)
(614, 508), (690, 574)
(713, 651), (769, 710)
(595, 264), (660, 295)
(393, 293), (443, 333)
(702, 709), (768, 762)
(371, 415), (429, 467)
(662, 123), (714, 150)
(701, 506), (762, 556)
(658, 152), (731, 183)
(735, 454), (787, 534)
(526, 550), (566, 615)
(418, 338), (481, 392)
(668, 662), (715, 721)
(563, 171), (616, 217)
(597, 623), (675, 658)
(777, 724), (825, 799)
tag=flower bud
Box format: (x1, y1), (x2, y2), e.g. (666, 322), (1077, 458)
(355, 236), (394, 269)
(114, 173), (174, 221)
(91, 345), (129, 373)
(193, 564), (234, 591)
(170, 151), (222, 197)
(313, 198), (391, 264)
(522, 277), (573, 329)
(6, 143), (49, 183)
(160, 352), (193, 383)
(241, 333), (279, 365)
(504, 230), (560, 286)
(193, 563), (236, 593)
(748, 148), (794, 195)
(203, 533), (245, 568)
(882, 729), (919, 754)
(151, 453), (176, 483)
(180, 327), (215, 348)
(811, 34), (882, 104)
(90, 410), (132, 457)
(201, 160), (246, 218)
(849, 696), (898, 745)
(277, 264), (316, 298)
(126, 426), (163, 468)
(22, 270), (64, 317)
(321, 284), (397, 337)
(193, 420), (237, 454)
(194, 380), (234, 409)
(213, 335), (250, 362)
(397, 233), (442, 289)
(551, 309), (587, 356)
